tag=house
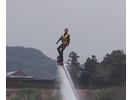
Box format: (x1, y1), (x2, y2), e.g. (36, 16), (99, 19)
(6, 70), (58, 88)
(6, 70), (34, 79)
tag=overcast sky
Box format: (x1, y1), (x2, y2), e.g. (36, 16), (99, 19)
(6, 0), (126, 63)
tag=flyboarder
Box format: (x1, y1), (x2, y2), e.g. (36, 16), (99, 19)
(56, 28), (70, 65)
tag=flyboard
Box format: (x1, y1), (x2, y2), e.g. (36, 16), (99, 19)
(57, 56), (79, 100)
(57, 55), (64, 66)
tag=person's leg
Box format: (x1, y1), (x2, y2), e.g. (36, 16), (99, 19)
(57, 44), (63, 57)
(60, 44), (67, 57)
(60, 55), (63, 62)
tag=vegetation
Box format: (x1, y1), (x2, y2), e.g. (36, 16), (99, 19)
(6, 87), (125, 100)
(6, 80), (56, 89)
(67, 51), (81, 84)
(6, 88), (60, 100)
(91, 88), (113, 100)
(6, 46), (126, 87)
(6, 46), (126, 100)
(67, 50), (126, 88)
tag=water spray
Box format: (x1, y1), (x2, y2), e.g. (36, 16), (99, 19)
(58, 63), (79, 100)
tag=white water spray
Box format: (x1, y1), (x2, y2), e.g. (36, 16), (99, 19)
(58, 63), (79, 100)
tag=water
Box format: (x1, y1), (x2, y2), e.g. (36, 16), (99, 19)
(58, 63), (79, 100)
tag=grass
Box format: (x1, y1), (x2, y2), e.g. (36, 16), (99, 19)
(6, 88), (59, 100)
(81, 86), (126, 100)
(108, 86), (126, 100)
(6, 86), (126, 100)
(91, 88), (113, 100)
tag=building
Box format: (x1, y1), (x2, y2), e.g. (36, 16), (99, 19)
(6, 70), (56, 88)
(6, 70), (34, 79)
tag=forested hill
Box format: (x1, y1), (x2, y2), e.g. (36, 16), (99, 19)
(6, 46), (57, 79)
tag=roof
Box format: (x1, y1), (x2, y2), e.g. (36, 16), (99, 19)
(6, 70), (34, 79)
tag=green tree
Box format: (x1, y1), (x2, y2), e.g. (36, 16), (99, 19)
(80, 55), (99, 85)
(101, 49), (126, 65)
(101, 50), (126, 86)
(67, 51), (81, 84)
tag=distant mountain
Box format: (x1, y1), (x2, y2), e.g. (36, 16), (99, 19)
(6, 46), (58, 79)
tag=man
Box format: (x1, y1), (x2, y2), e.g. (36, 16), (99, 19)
(56, 28), (70, 63)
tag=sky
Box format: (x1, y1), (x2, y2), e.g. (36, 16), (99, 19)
(6, 0), (126, 63)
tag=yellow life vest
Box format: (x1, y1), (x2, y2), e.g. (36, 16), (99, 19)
(62, 33), (69, 44)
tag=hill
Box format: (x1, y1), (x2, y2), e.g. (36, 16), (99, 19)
(6, 46), (58, 79)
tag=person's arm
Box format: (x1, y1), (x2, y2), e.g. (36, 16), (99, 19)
(56, 36), (62, 44)
(67, 34), (70, 46)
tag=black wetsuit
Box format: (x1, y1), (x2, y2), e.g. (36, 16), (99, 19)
(57, 33), (70, 61)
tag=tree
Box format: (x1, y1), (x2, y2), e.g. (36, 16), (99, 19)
(68, 51), (80, 67)
(84, 55), (98, 72)
(101, 50), (126, 86)
(80, 55), (99, 85)
(101, 49), (126, 65)
(67, 51), (81, 84)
